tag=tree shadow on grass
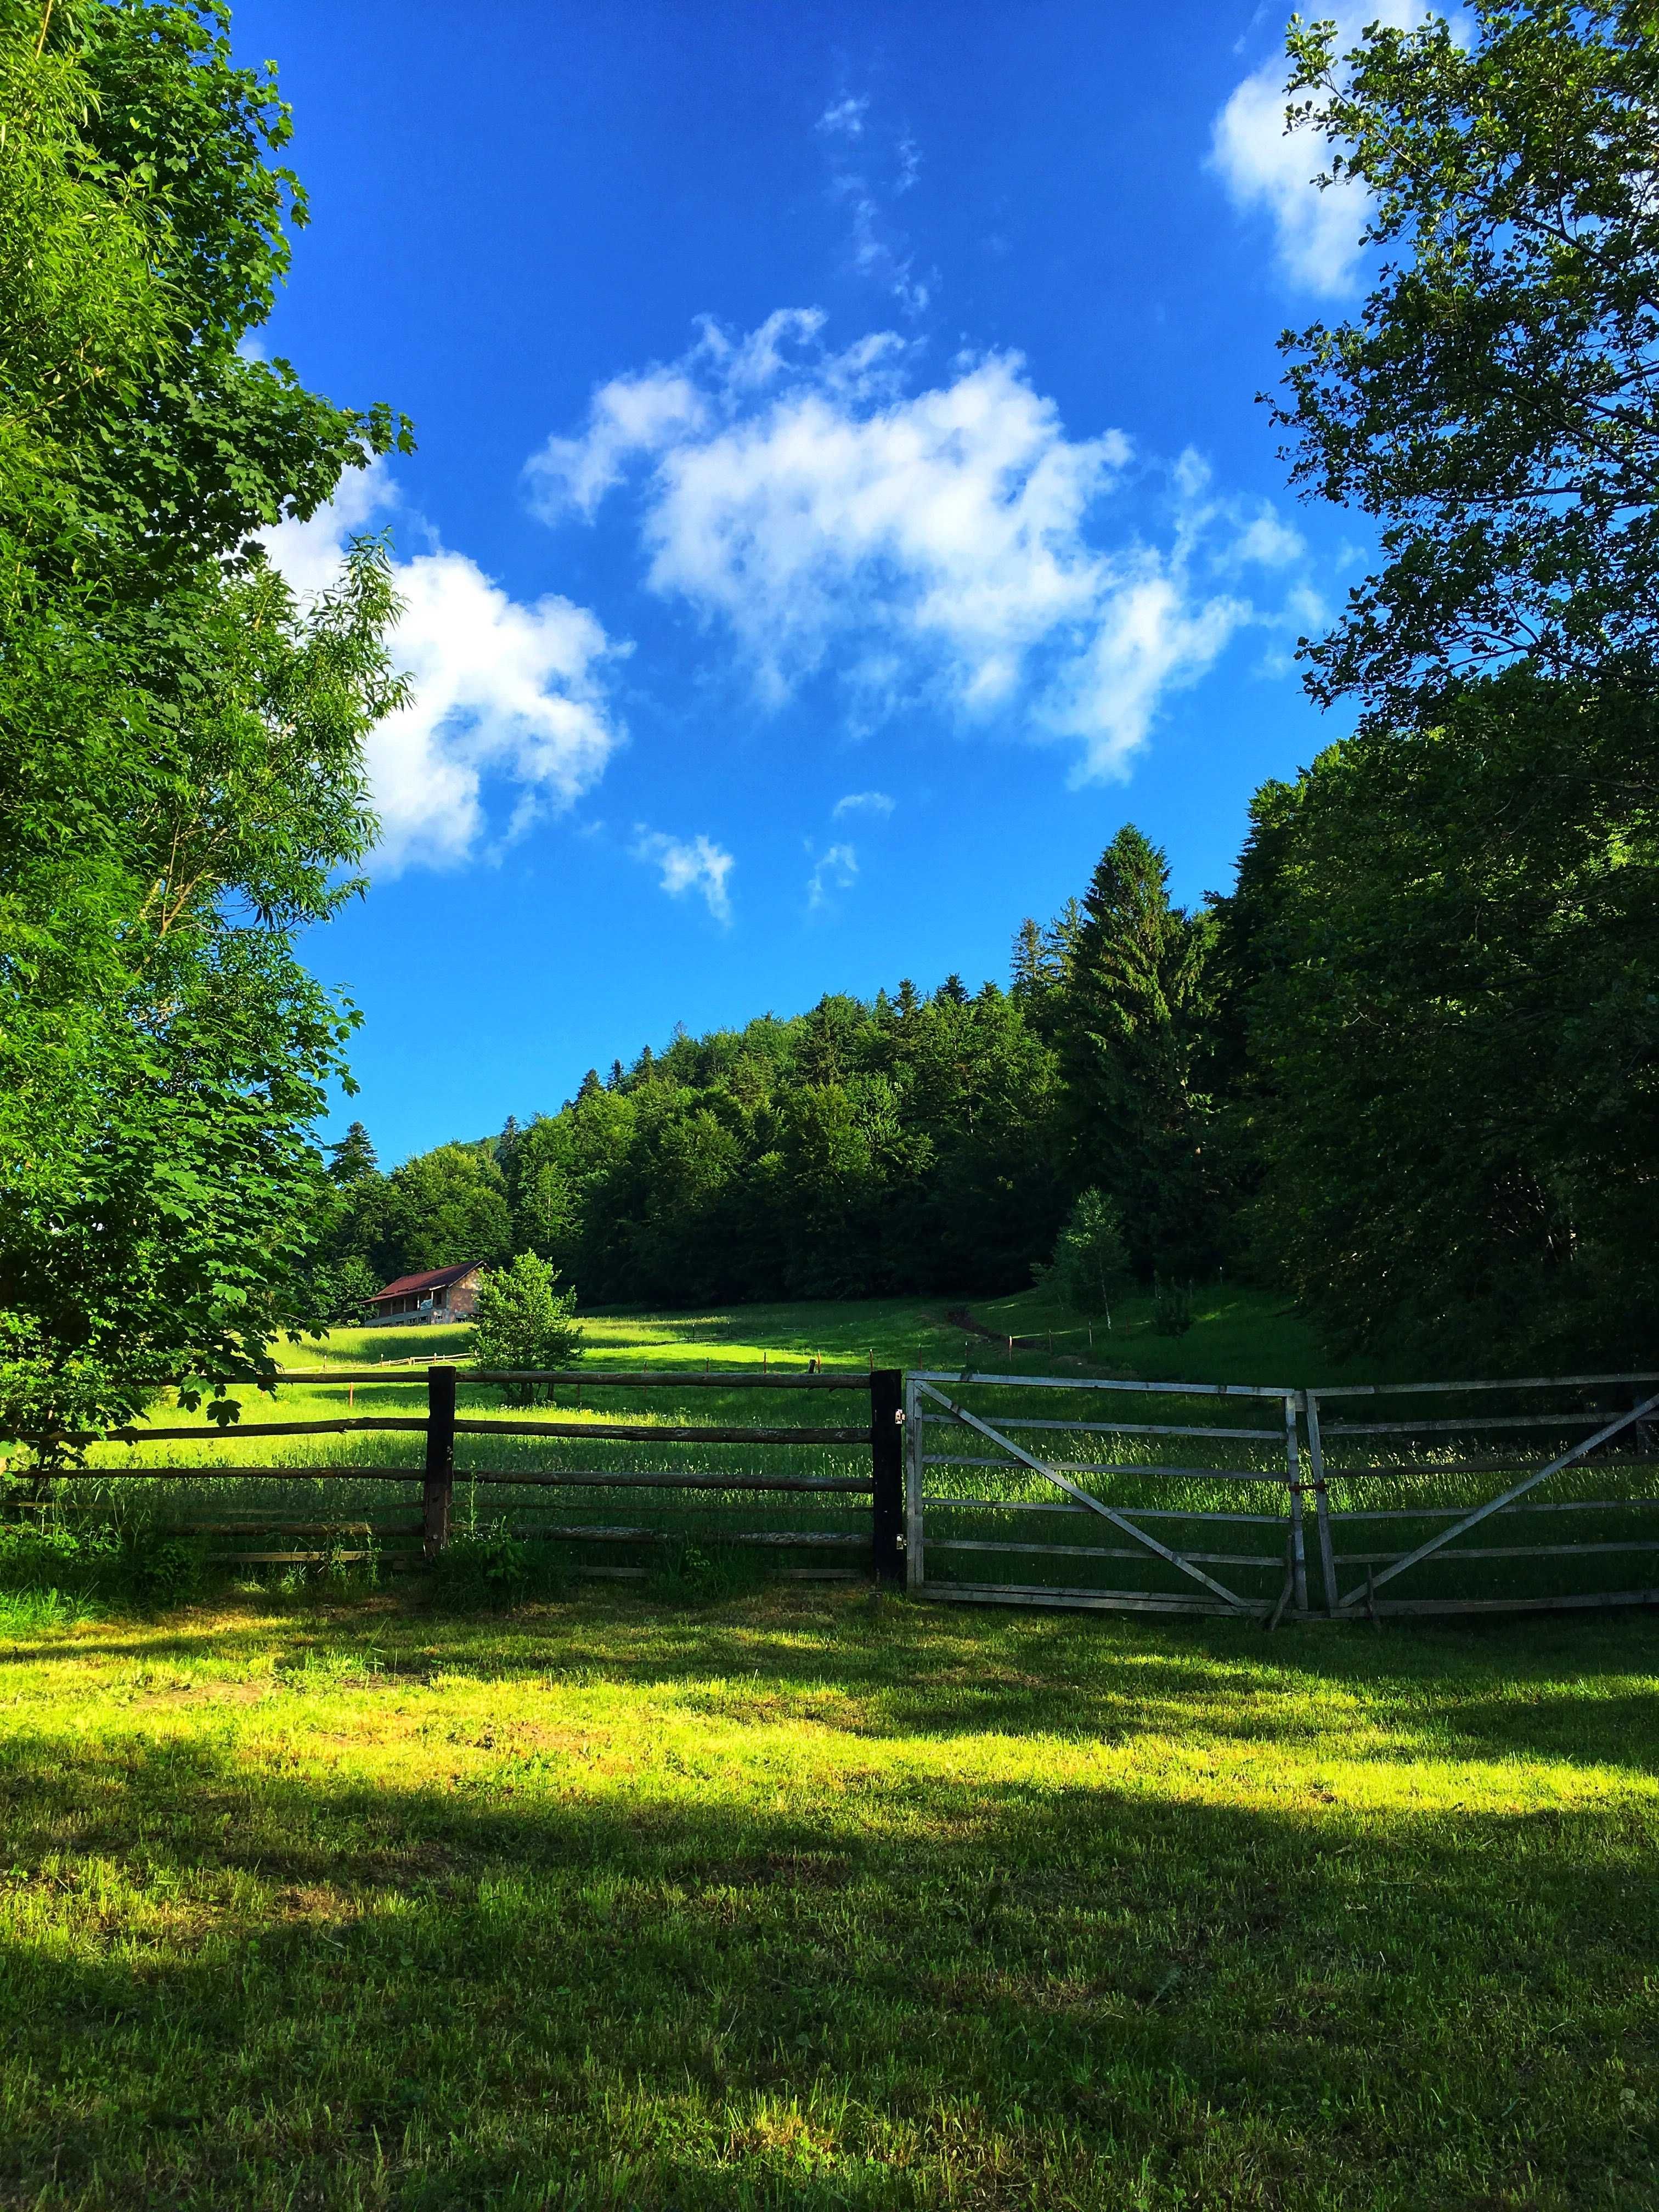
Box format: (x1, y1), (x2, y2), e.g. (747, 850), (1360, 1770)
(0, 1726), (1655, 2209)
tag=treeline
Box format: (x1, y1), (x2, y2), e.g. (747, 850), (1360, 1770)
(321, 693), (1659, 1372)
(319, 824), (1219, 1312)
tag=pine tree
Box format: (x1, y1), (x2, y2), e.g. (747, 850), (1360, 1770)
(1011, 918), (1049, 998)
(1057, 827), (1222, 1277)
(326, 1122), (379, 1185)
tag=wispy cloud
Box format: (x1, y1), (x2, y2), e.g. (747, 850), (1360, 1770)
(807, 842), (859, 909)
(633, 828), (734, 923)
(816, 94), (867, 139)
(1210, 4), (1448, 296)
(529, 312), (1309, 782)
(832, 790), (895, 820)
(264, 463), (623, 872)
(815, 88), (930, 316)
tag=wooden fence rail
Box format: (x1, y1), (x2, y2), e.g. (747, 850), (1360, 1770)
(3, 1363), (907, 1584)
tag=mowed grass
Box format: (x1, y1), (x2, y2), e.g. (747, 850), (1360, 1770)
(0, 1585), (1655, 2210)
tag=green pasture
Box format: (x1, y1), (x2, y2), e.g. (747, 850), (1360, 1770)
(11, 1289), (1654, 1612)
(0, 1586), (1654, 2210)
(274, 1279), (1357, 1389)
(1, 1286), (1345, 1592)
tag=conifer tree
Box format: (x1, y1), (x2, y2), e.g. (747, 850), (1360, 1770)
(1056, 827), (1223, 1276)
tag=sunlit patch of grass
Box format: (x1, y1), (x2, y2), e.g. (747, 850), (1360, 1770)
(0, 1589), (1654, 2207)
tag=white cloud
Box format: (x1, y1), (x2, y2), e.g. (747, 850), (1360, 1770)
(832, 790), (894, 820)
(633, 828), (734, 924)
(808, 842), (859, 909)
(817, 95), (867, 138)
(264, 464), (624, 872)
(529, 313), (1307, 782)
(1210, 5), (1448, 296)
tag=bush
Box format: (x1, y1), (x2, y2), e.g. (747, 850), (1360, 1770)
(1153, 1277), (1194, 1337)
(432, 1522), (536, 1608)
(0, 1519), (205, 1607)
(1042, 1190), (1133, 1319)
(470, 1251), (584, 1405)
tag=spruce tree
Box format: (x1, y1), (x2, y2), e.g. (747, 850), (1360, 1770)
(1057, 827), (1222, 1277)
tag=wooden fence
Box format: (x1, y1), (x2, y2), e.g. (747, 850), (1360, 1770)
(5, 1364), (907, 1584)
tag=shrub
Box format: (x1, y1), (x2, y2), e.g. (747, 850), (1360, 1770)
(1153, 1277), (1194, 1337)
(1042, 1189), (1133, 1320)
(0, 1519), (204, 1607)
(433, 1522), (535, 1608)
(470, 1251), (584, 1405)
(648, 1539), (765, 1605)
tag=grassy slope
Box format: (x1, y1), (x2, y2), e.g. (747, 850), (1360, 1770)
(0, 1587), (1653, 2210)
(290, 1280), (1362, 1390)
(31, 1288), (1347, 1582)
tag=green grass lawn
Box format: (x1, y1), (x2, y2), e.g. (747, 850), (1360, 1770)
(0, 1584), (1654, 2209)
(281, 1279), (1365, 1390)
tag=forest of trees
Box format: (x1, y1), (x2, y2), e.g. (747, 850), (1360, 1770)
(319, 729), (1659, 1372)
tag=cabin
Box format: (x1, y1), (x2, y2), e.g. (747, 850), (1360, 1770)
(362, 1262), (486, 1327)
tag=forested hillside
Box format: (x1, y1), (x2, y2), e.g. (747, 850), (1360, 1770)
(320, 826), (1227, 1313)
(320, 726), (1659, 1373)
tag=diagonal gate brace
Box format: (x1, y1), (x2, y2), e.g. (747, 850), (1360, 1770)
(1335, 1387), (1659, 1612)
(917, 1381), (1256, 1611)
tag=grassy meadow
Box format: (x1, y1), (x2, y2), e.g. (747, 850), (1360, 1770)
(8, 1285), (1654, 1613)
(3, 1296), (1657, 2206)
(0, 1585), (1655, 2210)
(2, 1285), (1348, 1595)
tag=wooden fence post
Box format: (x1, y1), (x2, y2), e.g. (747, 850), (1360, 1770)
(424, 1364), (456, 1557)
(870, 1369), (904, 1584)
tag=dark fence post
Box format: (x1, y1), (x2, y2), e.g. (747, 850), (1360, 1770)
(424, 1364), (456, 1557)
(870, 1368), (904, 1584)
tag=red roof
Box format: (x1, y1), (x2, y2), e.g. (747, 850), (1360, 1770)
(366, 1263), (481, 1304)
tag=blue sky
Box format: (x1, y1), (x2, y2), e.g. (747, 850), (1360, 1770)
(236, 0), (1391, 1164)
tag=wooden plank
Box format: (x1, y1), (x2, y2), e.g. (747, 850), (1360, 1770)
(450, 1419), (867, 1443)
(42, 1466), (870, 1493)
(467, 1369), (871, 1390)
(870, 1368), (905, 1584)
(493, 1525), (869, 1548)
(460, 1470), (872, 1494)
(14, 1418), (429, 1445)
(424, 1364), (456, 1557)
